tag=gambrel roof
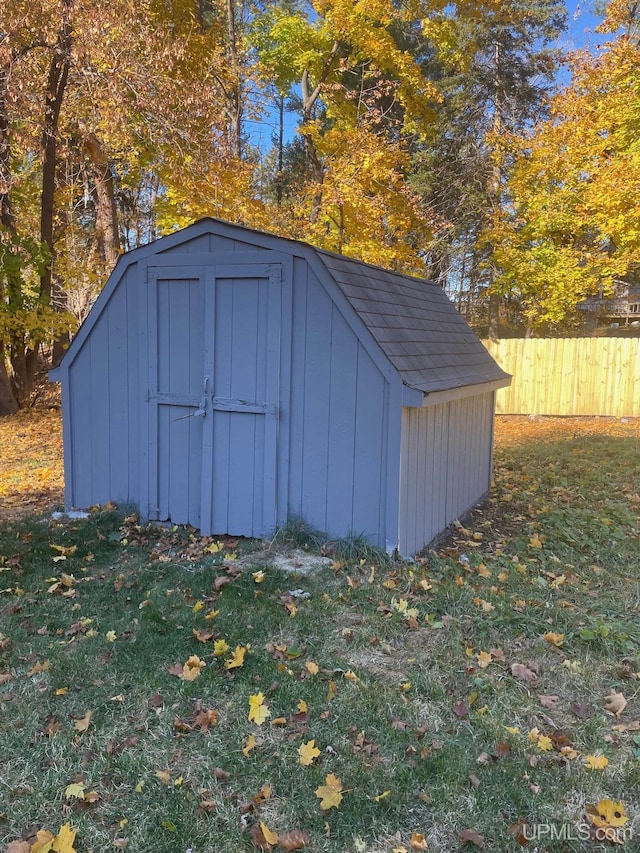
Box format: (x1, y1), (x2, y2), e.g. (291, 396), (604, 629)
(316, 250), (509, 394)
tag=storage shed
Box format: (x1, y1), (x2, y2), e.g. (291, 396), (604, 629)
(51, 219), (510, 555)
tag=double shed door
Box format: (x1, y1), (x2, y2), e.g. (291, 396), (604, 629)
(146, 256), (290, 537)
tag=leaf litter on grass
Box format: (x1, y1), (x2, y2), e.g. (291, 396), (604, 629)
(0, 414), (639, 851)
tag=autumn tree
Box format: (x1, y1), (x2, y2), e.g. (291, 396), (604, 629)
(408, 0), (566, 331)
(0, 0), (237, 414)
(486, 1), (640, 328)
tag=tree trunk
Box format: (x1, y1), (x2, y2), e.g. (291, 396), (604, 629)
(300, 42), (340, 223)
(0, 48), (20, 414)
(11, 0), (73, 399)
(225, 0), (243, 159)
(84, 131), (121, 269)
(40, 0), (73, 303)
(0, 345), (18, 416)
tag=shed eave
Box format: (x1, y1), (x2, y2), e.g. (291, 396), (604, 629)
(413, 376), (512, 409)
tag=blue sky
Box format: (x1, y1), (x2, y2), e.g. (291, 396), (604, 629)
(564, 0), (609, 50)
(244, 2), (612, 150)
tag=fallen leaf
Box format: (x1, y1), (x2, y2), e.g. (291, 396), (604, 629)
(510, 662), (537, 683)
(612, 720), (640, 732)
(213, 639), (230, 657)
(243, 734), (258, 756)
(259, 822), (278, 846)
(570, 701), (594, 719)
(73, 710), (92, 733)
(28, 660), (51, 676)
(31, 830), (55, 853)
(64, 782), (85, 800)
(224, 645), (246, 670)
(584, 754), (609, 770)
(476, 651), (492, 669)
(409, 832), (429, 850)
(181, 655), (206, 681)
(298, 739), (321, 767)
(585, 800), (628, 828)
(459, 828), (484, 847)
(604, 690), (628, 718)
(5, 843), (30, 853)
(543, 632), (564, 647)
(278, 830), (310, 850)
(193, 628), (215, 643)
(315, 773), (343, 810)
(248, 692), (270, 725)
(305, 660), (319, 675)
(538, 695), (559, 710)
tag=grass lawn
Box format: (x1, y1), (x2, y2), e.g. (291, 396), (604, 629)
(0, 415), (639, 852)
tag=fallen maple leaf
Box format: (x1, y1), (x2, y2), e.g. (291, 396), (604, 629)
(298, 739), (321, 766)
(476, 651), (492, 669)
(585, 800), (628, 829)
(224, 645), (246, 670)
(538, 695), (559, 710)
(31, 823), (78, 853)
(584, 754), (609, 770)
(181, 655), (205, 681)
(315, 773), (343, 810)
(64, 782), (86, 800)
(305, 660), (319, 675)
(510, 662), (537, 683)
(213, 639), (230, 657)
(248, 692), (271, 725)
(604, 690), (628, 718)
(409, 831), (429, 850)
(543, 631), (564, 647)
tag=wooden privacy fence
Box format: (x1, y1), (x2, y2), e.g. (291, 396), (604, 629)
(483, 338), (640, 417)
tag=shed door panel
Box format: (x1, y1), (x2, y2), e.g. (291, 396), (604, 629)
(150, 273), (206, 526)
(148, 263), (283, 537)
(202, 269), (281, 537)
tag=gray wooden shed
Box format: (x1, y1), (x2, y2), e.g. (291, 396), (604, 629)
(51, 218), (510, 555)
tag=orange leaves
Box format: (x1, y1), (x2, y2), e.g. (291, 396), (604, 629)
(604, 689), (628, 718)
(0, 410), (63, 521)
(170, 655), (206, 682)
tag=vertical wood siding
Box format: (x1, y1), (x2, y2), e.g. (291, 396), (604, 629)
(287, 261), (390, 545)
(399, 393), (495, 555)
(484, 338), (640, 416)
(67, 265), (142, 509)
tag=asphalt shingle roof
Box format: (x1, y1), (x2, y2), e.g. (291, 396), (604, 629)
(316, 250), (509, 394)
